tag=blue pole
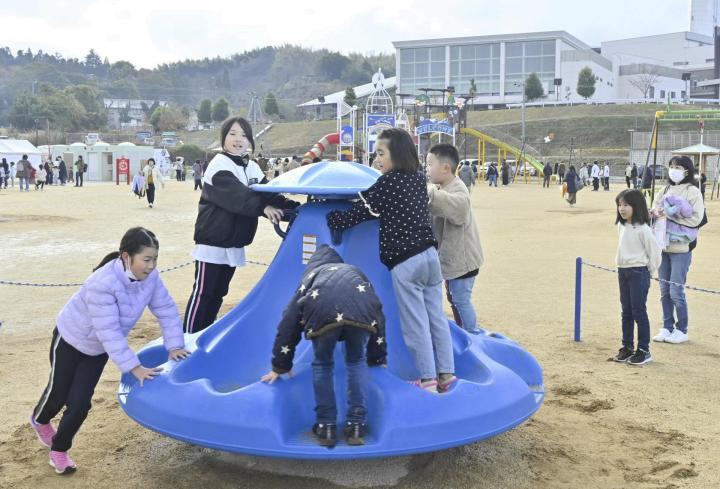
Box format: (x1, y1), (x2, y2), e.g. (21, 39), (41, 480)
(574, 257), (582, 342)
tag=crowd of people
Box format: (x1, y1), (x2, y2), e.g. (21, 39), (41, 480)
(15, 116), (709, 475)
(0, 155), (88, 191)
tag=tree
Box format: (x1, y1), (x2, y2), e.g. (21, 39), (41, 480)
(576, 67), (597, 100)
(317, 52), (351, 79)
(627, 65), (659, 98)
(343, 87), (357, 106)
(141, 100), (160, 118)
(171, 144), (205, 164)
(264, 92), (279, 116)
(197, 99), (212, 123)
(211, 97), (229, 122)
(109, 60), (136, 80)
(524, 72), (545, 101)
(150, 105), (187, 132)
(85, 49), (102, 70)
(8, 93), (43, 130)
(468, 78), (477, 110)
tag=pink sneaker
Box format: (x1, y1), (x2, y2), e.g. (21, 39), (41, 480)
(49, 450), (77, 475)
(408, 379), (438, 392)
(29, 414), (56, 448)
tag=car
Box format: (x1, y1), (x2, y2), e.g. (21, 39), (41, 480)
(143, 137), (155, 145)
(85, 133), (100, 145)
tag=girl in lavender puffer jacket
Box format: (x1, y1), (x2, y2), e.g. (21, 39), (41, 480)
(30, 227), (191, 475)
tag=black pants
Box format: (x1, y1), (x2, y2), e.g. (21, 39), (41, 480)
(146, 183), (155, 205)
(592, 177), (599, 190)
(194, 179), (203, 190)
(626, 176), (631, 188)
(542, 175), (551, 188)
(36, 181), (45, 190)
(75, 172), (83, 187)
(184, 261), (236, 333)
(176, 170), (182, 182)
(558, 173), (565, 184)
(33, 328), (108, 452)
(618, 267), (651, 352)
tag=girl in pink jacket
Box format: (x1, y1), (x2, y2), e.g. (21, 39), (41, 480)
(30, 227), (190, 475)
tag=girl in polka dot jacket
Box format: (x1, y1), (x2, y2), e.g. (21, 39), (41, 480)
(327, 128), (457, 394)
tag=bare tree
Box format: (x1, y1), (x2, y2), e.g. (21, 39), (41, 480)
(628, 66), (660, 98)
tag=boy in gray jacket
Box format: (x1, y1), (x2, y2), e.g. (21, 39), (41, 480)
(426, 144), (484, 334)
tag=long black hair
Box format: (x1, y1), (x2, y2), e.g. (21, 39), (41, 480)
(667, 155), (695, 186)
(615, 189), (651, 225)
(377, 128), (419, 173)
(94, 227), (160, 271)
(220, 116), (255, 153)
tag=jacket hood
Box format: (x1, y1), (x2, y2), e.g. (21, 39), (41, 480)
(306, 245), (344, 270)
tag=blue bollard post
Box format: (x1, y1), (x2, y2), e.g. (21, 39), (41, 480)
(574, 257), (582, 342)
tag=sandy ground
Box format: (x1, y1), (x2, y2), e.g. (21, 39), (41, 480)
(0, 177), (718, 489)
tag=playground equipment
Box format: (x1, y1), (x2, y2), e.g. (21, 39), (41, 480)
(117, 161), (545, 459)
(461, 128), (545, 181)
(646, 107), (720, 200)
(301, 133), (340, 165)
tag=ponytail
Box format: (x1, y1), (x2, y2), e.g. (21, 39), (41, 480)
(93, 227), (160, 272)
(94, 252), (120, 272)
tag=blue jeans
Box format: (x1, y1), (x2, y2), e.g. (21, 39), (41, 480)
(618, 267), (651, 352)
(390, 247), (454, 380)
(312, 327), (369, 425)
(19, 176), (29, 191)
(488, 175), (497, 186)
(446, 277), (478, 333)
(658, 251), (692, 334)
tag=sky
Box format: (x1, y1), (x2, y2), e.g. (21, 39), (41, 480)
(1, 0), (694, 69)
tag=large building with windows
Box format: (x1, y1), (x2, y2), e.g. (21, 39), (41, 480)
(392, 30), (699, 107)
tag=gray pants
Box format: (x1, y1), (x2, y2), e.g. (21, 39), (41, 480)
(390, 247), (455, 380)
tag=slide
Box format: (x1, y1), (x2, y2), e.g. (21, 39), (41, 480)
(461, 128), (545, 174)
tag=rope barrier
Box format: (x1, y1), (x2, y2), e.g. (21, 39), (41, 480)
(0, 259), (271, 288)
(574, 257), (719, 342)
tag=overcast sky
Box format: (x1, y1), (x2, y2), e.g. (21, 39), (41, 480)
(2, 0), (693, 69)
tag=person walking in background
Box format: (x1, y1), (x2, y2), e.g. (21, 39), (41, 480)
(58, 157), (68, 185)
(603, 162), (611, 191)
(631, 163), (639, 189)
(501, 160), (510, 186)
(35, 164), (47, 190)
(16, 155), (31, 192)
(543, 162), (553, 188)
(8, 161), (16, 188)
(142, 158), (164, 208)
(1, 158), (9, 188)
(625, 162), (633, 188)
(565, 165), (581, 206)
(557, 162), (566, 185)
(192, 159), (204, 191)
(458, 161), (474, 192)
(579, 162), (590, 187)
(486, 162), (498, 187)
(175, 159), (183, 182)
(74, 156), (85, 187)
(591, 160), (600, 191)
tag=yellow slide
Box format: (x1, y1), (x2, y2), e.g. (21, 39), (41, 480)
(460, 128), (545, 174)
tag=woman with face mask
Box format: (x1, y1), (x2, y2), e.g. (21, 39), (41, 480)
(650, 156), (705, 345)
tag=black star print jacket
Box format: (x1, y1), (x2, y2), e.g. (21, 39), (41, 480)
(326, 170), (437, 270)
(271, 245), (387, 374)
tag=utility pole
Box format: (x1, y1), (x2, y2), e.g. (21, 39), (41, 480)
(514, 81), (527, 144)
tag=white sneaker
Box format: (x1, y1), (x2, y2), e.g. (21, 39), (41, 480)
(652, 328), (672, 342)
(665, 330), (688, 344)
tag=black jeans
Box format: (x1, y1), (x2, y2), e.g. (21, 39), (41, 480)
(146, 183), (155, 204)
(618, 267), (651, 352)
(33, 328), (108, 452)
(625, 177), (631, 188)
(184, 261), (236, 333)
(176, 170), (182, 182)
(194, 179), (203, 190)
(592, 177), (599, 190)
(75, 172), (83, 186)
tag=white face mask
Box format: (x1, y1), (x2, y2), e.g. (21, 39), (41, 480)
(668, 168), (686, 184)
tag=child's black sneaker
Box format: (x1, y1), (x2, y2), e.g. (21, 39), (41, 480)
(344, 421), (366, 446)
(628, 349), (652, 366)
(613, 346), (634, 363)
(312, 423), (337, 448)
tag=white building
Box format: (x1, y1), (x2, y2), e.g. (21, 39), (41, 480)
(47, 142), (155, 182)
(392, 30), (696, 108)
(103, 99), (168, 129)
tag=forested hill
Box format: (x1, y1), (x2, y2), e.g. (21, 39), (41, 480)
(0, 45), (395, 127)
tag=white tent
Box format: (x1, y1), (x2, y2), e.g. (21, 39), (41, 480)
(0, 139), (42, 168)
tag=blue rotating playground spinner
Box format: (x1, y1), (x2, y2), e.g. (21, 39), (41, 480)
(117, 161), (545, 459)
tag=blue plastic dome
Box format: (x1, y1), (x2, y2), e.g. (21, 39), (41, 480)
(118, 161), (544, 459)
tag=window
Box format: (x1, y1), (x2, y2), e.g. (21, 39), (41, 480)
(449, 42), (501, 95)
(660, 90), (666, 98)
(399, 46), (447, 93)
(504, 40), (556, 94)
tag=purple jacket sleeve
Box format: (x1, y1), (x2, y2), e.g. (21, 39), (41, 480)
(85, 284), (141, 373)
(148, 274), (185, 352)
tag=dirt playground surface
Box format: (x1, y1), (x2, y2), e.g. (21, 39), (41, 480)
(0, 178), (718, 488)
